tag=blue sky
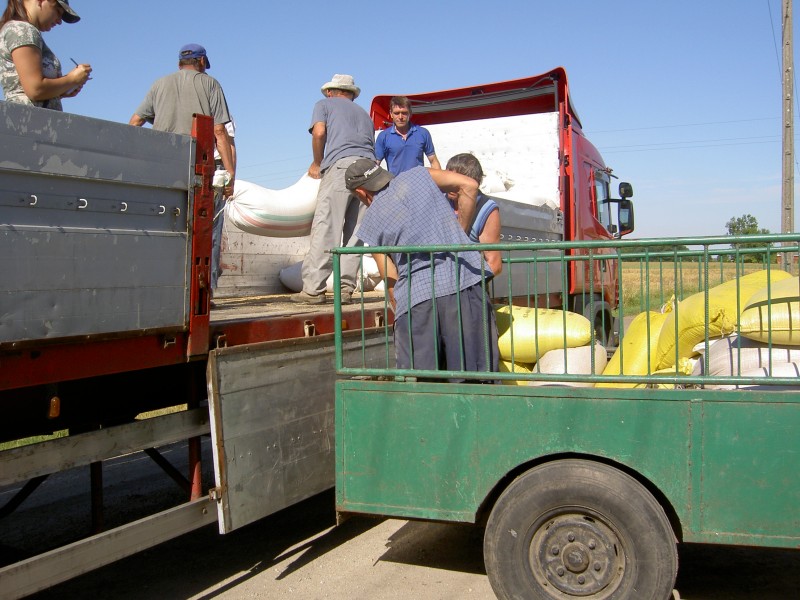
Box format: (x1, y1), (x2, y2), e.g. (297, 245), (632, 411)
(39, 0), (797, 239)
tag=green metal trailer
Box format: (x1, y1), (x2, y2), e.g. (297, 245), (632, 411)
(332, 235), (800, 600)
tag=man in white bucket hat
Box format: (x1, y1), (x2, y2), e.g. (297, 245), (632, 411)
(291, 74), (376, 305)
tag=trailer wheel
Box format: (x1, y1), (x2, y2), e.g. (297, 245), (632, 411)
(484, 459), (677, 600)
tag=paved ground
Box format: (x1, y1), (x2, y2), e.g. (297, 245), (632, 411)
(4, 433), (798, 600)
(10, 468), (798, 600)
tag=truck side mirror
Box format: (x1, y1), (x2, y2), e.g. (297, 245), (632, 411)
(619, 182), (633, 199)
(617, 198), (634, 236)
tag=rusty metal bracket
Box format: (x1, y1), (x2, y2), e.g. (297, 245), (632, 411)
(303, 320), (316, 337)
(214, 333), (228, 349)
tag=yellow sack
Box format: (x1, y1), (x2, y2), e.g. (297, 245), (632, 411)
(596, 311), (668, 388)
(654, 359), (695, 376)
(740, 276), (800, 345)
(629, 360), (694, 389)
(655, 270), (792, 369)
(495, 306), (592, 364)
(499, 360), (536, 386)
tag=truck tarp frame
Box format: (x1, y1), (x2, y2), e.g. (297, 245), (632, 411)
(370, 67), (582, 130)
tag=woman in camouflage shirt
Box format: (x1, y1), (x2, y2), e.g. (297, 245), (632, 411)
(0, 0), (90, 110)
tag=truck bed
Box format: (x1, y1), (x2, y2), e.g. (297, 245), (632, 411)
(209, 290), (387, 322)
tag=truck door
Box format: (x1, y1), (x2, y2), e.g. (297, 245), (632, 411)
(569, 160), (619, 310)
(206, 330), (389, 533)
(589, 169), (619, 308)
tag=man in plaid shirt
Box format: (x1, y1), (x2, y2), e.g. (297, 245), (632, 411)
(345, 159), (498, 376)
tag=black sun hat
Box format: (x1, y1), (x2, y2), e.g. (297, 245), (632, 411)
(345, 159), (393, 192)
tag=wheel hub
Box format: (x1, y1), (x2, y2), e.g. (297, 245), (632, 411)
(530, 515), (623, 596)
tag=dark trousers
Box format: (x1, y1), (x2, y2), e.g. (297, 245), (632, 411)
(394, 283), (499, 376)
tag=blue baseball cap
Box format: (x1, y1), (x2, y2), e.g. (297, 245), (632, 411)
(179, 43), (210, 68)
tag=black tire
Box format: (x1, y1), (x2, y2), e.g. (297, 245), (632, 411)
(578, 300), (612, 348)
(591, 309), (612, 348)
(484, 459), (677, 600)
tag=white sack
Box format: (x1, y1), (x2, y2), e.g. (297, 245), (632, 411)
(526, 343), (608, 388)
(704, 362), (800, 390)
(279, 256), (380, 293)
(225, 175), (320, 238)
(691, 334), (800, 376)
(279, 261), (333, 293)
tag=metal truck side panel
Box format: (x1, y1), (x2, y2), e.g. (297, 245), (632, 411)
(208, 330), (391, 534)
(0, 101), (191, 187)
(699, 397), (800, 544)
(336, 381), (800, 548)
(337, 381), (690, 521)
(0, 102), (193, 345)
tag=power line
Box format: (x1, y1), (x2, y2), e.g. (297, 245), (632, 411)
(602, 134), (778, 150)
(601, 139), (778, 154)
(768, 0), (784, 81)
(588, 117), (776, 135)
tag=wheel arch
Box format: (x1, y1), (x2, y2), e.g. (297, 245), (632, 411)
(475, 452), (683, 542)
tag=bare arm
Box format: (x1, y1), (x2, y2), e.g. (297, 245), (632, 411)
(128, 114), (146, 127)
(308, 121), (326, 179)
(373, 252), (398, 312)
(213, 122), (235, 197)
(427, 153), (441, 170)
(12, 46), (90, 101)
(228, 133), (237, 176)
(478, 208), (502, 275)
(428, 168), (478, 234)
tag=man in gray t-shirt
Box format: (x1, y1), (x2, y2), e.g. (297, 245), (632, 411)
(129, 44), (235, 300)
(290, 74), (375, 305)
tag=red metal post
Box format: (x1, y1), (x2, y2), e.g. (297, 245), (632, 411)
(187, 114), (215, 358)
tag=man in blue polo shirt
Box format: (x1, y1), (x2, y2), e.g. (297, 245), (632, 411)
(375, 96), (440, 175)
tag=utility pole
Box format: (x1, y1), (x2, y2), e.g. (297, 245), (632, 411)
(782, 0), (794, 237)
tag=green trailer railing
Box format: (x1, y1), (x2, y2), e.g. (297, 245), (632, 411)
(333, 234), (800, 388)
